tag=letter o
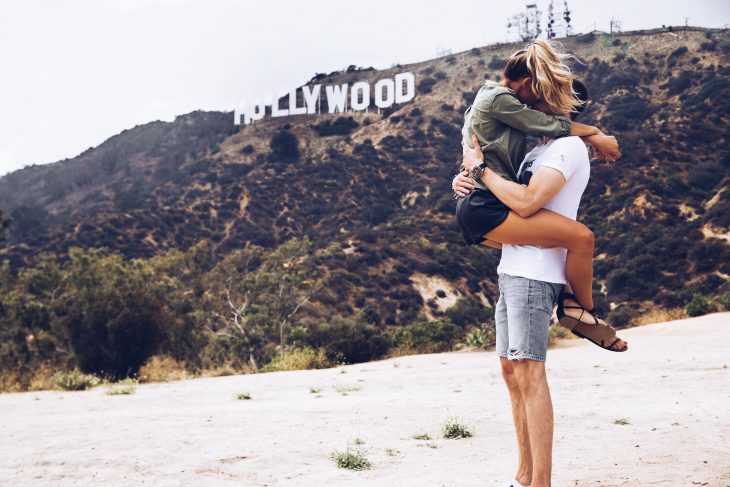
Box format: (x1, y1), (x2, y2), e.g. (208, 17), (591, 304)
(350, 81), (370, 111)
(374, 79), (395, 108)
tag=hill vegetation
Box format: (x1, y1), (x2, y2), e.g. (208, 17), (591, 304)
(1, 27), (729, 391)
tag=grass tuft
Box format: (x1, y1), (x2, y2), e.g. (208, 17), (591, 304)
(105, 378), (138, 395)
(334, 384), (361, 395)
(442, 415), (473, 439)
(331, 446), (371, 470)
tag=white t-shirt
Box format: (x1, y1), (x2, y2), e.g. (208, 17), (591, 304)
(496, 136), (590, 284)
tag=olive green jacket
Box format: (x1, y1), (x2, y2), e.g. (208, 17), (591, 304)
(459, 79), (572, 191)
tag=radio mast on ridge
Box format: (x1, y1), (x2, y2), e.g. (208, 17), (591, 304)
(510, 1), (573, 41)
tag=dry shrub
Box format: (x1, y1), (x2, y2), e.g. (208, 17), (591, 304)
(137, 355), (190, 383)
(384, 344), (421, 359)
(197, 362), (254, 378)
(28, 363), (58, 391)
(201, 363), (239, 377)
(0, 369), (26, 393)
(548, 324), (574, 346)
(52, 369), (101, 391)
(261, 347), (329, 372)
(632, 307), (687, 326)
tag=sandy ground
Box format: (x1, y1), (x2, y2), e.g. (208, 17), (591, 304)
(1, 313), (729, 487)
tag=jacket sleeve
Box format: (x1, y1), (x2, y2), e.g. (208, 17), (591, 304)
(488, 92), (572, 138)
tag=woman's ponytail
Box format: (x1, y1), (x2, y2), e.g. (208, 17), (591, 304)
(504, 39), (583, 116)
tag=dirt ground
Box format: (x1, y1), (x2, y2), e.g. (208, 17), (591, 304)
(1, 312), (729, 486)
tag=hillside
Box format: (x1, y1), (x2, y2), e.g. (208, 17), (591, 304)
(1, 27), (729, 332)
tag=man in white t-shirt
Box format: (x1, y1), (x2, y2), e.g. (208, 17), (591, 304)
(453, 136), (590, 487)
(496, 136), (590, 284)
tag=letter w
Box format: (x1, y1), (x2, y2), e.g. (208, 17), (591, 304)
(325, 84), (348, 114)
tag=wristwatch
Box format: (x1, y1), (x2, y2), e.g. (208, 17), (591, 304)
(469, 161), (487, 180)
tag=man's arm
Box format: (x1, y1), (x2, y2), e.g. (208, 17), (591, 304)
(461, 133), (567, 216)
(480, 166), (566, 218)
(569, 121), (601, 137)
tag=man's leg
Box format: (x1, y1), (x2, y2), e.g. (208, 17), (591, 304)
(512, 359), (553, 487)
(500, 357), (533, 486)
(495, 276), (533, 485)
(500, 275), (562, 487)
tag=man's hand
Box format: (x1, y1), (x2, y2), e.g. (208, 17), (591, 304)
(452, 170), (475, 197)
(462, 134), (485, 171)
(587, 134), (621, 162)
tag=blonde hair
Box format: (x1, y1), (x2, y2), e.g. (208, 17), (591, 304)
(503, 39), (582, 116)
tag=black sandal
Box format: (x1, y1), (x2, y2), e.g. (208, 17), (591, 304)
(557, 293), (628, 352)
(557, 292), (598, 329)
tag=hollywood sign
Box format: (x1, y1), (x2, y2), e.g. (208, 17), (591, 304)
(234, 72), (415, 125)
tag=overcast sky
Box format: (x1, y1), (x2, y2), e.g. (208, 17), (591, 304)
(1, 0), (728, 176)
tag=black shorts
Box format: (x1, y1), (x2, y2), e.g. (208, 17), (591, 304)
(455, 188), (510, 246)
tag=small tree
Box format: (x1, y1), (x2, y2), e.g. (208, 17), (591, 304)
(207, 237), (322, 371)
(53, 248), (172, 379)
(0, 209), (12, 242)
(270, 130), (299, 162)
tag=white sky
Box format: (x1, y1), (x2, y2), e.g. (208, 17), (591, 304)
(1, 0), (728, 176)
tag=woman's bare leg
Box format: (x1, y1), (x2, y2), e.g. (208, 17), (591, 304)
(480, 209), (596, 310)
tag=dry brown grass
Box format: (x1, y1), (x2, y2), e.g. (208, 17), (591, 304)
(28, 363), (58, 391)
(260, 347), (329, 372)
(0, 363), (60, 393)
(548, 323), (576, 346)
(137, 355), (190, 383)
(198, 362), (249, 378)
(631, 307), (687, 327)
(385, 345), (424, 359)
(0, 370), (26, 393)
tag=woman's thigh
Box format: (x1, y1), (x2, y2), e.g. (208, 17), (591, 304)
(483, 209), (591, 250)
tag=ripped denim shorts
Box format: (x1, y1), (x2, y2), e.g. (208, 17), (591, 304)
(495, 273), (563, 362)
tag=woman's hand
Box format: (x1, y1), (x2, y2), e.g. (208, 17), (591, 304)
(588, 134), (621, 162)
(452, 170), (475, 197)
(462, 134), (485, 171)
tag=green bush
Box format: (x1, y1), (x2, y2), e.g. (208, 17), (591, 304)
(305, 317), (391, 364)
(686, 293), (715, 317)
(444, 297), (494, 328)
(466, 325), (496, 348)
(488, 57), (506, 70)
(390, 317), (461, 353)
(716, 293), (730, 311)
(54, 249), (173, 380)
(688, 238), (728, 272)
(269, 129), (299, 162)
(606, 306), (637, 328)
(314, 116), (359, 136)
(418, 77), (437, 94)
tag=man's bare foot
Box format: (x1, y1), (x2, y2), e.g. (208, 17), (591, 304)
(515, 474), (532, 487)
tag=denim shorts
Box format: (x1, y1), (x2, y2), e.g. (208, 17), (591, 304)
(495, 273), (563, 362)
